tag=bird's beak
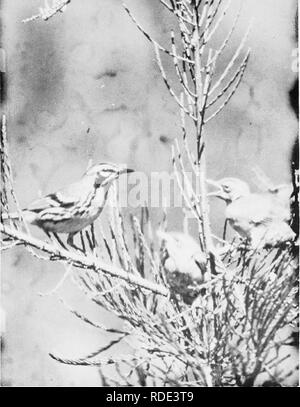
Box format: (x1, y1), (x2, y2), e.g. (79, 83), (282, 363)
(102, 167), (135, 186)
(206, 179), (222, 197)
(125, 168), (135, 174)
(118, 167), (135, 175)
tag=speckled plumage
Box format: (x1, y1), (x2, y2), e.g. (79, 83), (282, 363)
(4, 163), (133, 245)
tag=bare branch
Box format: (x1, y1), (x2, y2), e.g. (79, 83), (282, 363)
(205, 0), (231, 42)
(154, 43), (197, 120)
(204, 50), (249, 122)
(49, 335), (130, 366)
(205, 6), (241, 71)
(59, 298), (128, 334)
(123, 3), (195, 64)
(22, 0), (71, 23)
(209, 24), (251, 95)
(160, 0), (174, 12)
(0, 224), (169, 297)
(179, 93), (198, 172)
(171, 31), (197, 99)
(207, 50), (250, 107)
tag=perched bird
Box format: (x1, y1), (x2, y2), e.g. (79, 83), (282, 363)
(157, 230), (206, 304)
(2, 163), (134, 248)
(207, 177), (295, 248)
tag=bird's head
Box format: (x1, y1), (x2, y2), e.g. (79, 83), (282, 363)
(157, 230), (206, 274)
(85, 162), (134, 187)
(207, 177), (250, 203)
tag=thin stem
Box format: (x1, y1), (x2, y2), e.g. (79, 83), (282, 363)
(123, 3), (195, 64)
(0, 224), (169, 297)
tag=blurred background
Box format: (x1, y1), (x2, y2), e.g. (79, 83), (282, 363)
(1, 0), (298, 386)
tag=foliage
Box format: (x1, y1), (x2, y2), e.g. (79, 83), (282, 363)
(1, 0), (298, 387)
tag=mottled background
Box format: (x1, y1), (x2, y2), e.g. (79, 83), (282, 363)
(1, 0), (298, 386)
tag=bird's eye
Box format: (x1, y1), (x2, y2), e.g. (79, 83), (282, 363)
(223, 185), (230, 192)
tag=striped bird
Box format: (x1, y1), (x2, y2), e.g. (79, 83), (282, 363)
(2, 163), (134, 248)
(207, 177), (295, 248)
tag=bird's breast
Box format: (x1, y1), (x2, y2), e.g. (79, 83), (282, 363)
(91, 187), (108, 208)
(226, 204), (253, 237)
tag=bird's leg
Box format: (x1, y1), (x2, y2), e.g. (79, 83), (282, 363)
(85, 224), (97, 253)
(44, 231), (58, 246)
(80, 231), (86, 253)
(67, 233), (84, 252)
(44, 231), (67, 250)
(44, 230), (52, 241)
(52, 232), (68, 250)
(90, 223), (96, 248)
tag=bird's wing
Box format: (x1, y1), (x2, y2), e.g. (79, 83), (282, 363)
(26, 180), (86, 214)
(250, 221), (295, 248)
(25, 193), (75, 214)
(227, 194), (287, 226)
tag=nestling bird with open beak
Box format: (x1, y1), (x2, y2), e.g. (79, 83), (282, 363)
(207, 177), (295, 249)
(2, 163), (134, 248)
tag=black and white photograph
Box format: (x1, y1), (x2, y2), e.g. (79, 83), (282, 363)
(0, 0), (299, 388)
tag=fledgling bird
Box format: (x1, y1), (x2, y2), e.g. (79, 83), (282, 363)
(157, 230), (206, 279)
(157, 230), (206, 304)
(2, 163), (134, 248)
(207, 177), (295, 249)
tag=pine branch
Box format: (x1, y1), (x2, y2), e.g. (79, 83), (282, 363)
(0, 224), (169, 297)
(22, 0), (71, 23)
